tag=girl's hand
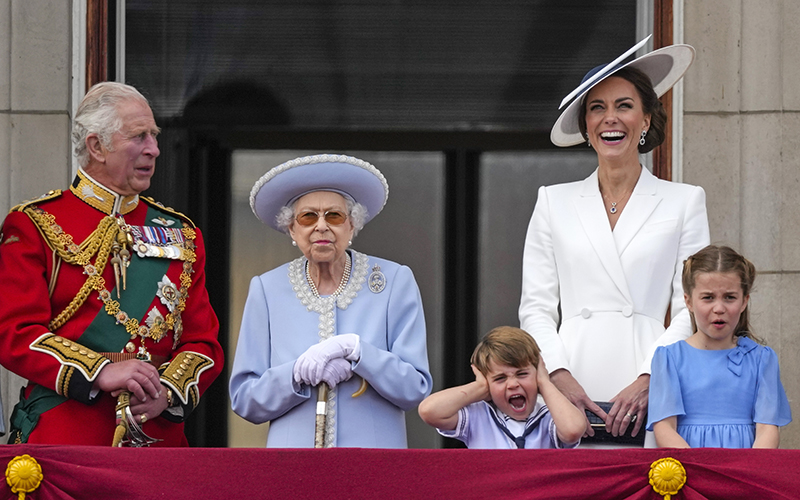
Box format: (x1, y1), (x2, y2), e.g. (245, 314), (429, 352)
(470, 364), (491, 402)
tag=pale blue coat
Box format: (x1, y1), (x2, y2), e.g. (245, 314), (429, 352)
(229, 250), (432, 448)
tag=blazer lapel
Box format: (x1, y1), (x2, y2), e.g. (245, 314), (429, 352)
(613, 167), (663, 256)
(573, 170), (633, 302)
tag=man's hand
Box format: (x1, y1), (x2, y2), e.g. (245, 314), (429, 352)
(129, 386), (171, 424)
(94, 359), (162, 403)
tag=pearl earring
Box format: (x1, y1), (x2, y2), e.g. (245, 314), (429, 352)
(291, 240), (297, 247)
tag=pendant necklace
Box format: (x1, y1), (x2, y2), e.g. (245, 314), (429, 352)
(604, 187), (634, 215)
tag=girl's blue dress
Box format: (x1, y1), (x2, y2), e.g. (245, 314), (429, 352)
(647, 337), (791, 448)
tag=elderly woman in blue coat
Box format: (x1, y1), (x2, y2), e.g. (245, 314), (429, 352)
(229, 154), (432, 448)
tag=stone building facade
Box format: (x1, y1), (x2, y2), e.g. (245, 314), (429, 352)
(1, 0), (797, 446)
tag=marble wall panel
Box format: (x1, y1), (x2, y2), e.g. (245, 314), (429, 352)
(780, 113), (800, 271)
(778, 274), (800, 448)
(9, 0), (70, 111)
(682, 113), (741, 247)
(740, 0), (782, 111)
(9, 113), (70, 203)
(0, 0), (10, 110)
(683, 0), (742, 113)
(0, 114), (9, 212)
(783, 0), (800, 110)
(740, 113), (782, 272)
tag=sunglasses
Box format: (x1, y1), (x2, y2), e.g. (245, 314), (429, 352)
(295, 210), (348, 226)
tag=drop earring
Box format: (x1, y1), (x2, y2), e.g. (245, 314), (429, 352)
(639, 130), (647, 146)
(586, 134), (591, 147)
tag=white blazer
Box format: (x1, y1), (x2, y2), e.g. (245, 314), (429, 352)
(519, 166), (710, 401)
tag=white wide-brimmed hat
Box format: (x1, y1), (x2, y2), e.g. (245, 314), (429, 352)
(551, 35), (696, 147)
(250, 154), (389, 231)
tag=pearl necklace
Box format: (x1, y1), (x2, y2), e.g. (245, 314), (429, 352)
(306, 253), (351, 298)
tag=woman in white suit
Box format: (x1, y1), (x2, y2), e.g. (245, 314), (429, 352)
(519, 38), (710, 445)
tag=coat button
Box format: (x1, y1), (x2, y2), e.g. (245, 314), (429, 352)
(622, 305), (633, 317)
(581, 308), (592, 319)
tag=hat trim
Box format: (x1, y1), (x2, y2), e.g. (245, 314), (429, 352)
(249, 153), (389, 225)
(558, 35), (652, 109)
(551, 39), (695, 147)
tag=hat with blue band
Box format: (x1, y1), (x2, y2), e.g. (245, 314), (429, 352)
(551, 35), (696, 147)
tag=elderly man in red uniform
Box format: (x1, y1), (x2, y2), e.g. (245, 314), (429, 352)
(0, 82), (223, 446)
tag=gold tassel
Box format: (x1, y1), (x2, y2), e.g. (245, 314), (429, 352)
(351, 377), (368, 398)
(112, 392), (131, 447)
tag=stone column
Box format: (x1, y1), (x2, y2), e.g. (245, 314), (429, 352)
(682, 0), (800, 448)
(0, 0), (74, 435)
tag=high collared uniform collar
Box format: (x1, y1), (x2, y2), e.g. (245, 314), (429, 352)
(70, 168), (139, 215)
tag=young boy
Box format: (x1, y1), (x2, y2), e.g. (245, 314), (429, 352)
(418, 326), (585, 449)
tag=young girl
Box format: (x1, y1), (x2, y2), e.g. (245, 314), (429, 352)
(647, 245), (792, 448)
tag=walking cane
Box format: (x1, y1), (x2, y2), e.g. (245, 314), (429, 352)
(314, 383), (329, 448)
(314, 377), (369, 448)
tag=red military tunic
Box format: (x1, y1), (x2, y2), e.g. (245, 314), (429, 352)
(0, 169), (223, 446)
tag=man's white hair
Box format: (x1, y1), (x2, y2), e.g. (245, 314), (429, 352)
(72, 82), (152, 167)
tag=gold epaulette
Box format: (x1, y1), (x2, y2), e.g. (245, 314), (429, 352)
(10, 190), (62, 213)
(140, 196), (196, 228)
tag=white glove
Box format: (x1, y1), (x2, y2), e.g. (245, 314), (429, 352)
(320, 358), (354, 389)
(293, 334), (361, 386)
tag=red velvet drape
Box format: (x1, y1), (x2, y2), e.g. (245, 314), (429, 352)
(1, 445), (798, 499)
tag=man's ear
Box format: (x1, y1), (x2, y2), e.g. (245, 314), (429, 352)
(86, 134), (107, 163)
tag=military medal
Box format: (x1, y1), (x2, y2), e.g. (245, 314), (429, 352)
(129, 225), (188, 260)
(157, 275), (181, 312)
(152, 217), (175, 227)
(145, 307), (167, 342)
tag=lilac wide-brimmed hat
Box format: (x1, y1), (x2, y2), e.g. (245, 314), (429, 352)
(250, 154), (389, 231)
(551, 35), (696, 147)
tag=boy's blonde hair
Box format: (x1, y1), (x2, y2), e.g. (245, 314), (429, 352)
(471, 326), (540, 375)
